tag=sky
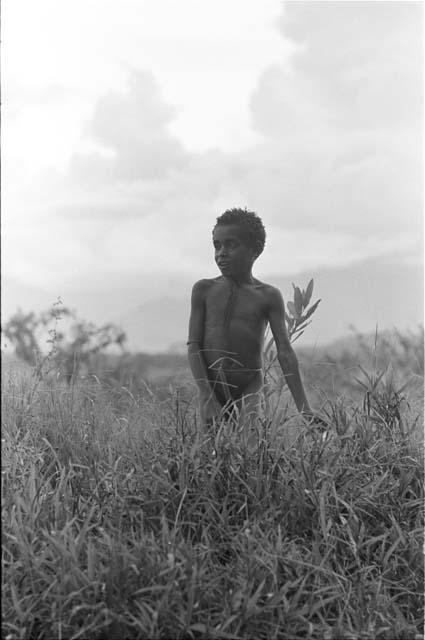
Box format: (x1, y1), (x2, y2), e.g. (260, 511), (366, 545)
(2, 0), (424, 347)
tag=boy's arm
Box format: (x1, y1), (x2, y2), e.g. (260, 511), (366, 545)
(267, 286), (312, 415)
(187, 281), (214, 398)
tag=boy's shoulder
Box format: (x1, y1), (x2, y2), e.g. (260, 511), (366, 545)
(192, 276), (222, 287)
(253, 278), (282, 299)
(191, 277), (222, 295)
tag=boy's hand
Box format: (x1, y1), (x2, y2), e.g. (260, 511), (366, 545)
(302, 410), (328, 431)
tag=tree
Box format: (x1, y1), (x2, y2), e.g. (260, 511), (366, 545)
(3, 300), (127, 381)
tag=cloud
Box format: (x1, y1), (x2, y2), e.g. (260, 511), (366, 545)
(276, 1), (423, 131)
(5, 1), (422, 293)
(70, 70), (189, 183)
(243, 1), (423, 235)
(5, 82), (74, 119)
(212, 129), (421, 237)
(253, 1), (423, 137)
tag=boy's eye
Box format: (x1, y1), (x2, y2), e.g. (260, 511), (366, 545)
(213, 239), (239, 250)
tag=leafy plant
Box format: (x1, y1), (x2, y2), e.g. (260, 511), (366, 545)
(286, 279), (321, 344)
(3, 300), (127, 382)
(263, 279), (321, 383)
(2, 361), (423, 640)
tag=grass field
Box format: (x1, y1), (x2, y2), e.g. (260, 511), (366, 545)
(2, 331), (424, 639)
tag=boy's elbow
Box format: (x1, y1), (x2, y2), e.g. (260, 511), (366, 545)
(187, 340), (202, 355)
(277, 344), (298, 368)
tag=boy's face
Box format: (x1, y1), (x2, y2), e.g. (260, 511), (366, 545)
(213, 224), (258, 278)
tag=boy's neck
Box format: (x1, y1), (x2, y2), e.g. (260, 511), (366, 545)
(223, 271), (254, 285)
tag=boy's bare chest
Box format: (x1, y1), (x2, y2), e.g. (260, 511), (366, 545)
(205, 283), (266, 323)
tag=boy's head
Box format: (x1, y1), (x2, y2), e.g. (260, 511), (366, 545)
(212, 208), (266, 278)
(213, 208), (266, 255)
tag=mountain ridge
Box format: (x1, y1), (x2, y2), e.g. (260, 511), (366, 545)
(2, 256), (423, 353)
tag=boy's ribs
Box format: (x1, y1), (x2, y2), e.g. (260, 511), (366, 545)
(223, 279), (238, 327)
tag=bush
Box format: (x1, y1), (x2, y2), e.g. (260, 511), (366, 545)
(2, 358), (423, 640)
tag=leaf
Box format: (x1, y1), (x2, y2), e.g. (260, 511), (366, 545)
(264, 336), (275, 357)
(303, 298), (321, 321)
(293, 287), (303, 316)
(246, 579), (265, 616)
(353, 376), (369, 391)
(293, 320), (311, 334)
(287, 317), (295, 330)
(287, 301), (297, 317)
(291, 330), (305, 343)
(303, 279), (314, 307)
(190, 624), (208, 633)
(189, 623), (239, 639)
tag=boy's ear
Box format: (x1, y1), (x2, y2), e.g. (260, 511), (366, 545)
(253, 240), (263, 258)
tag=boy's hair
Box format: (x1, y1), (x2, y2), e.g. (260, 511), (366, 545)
(214, 207), (266, 255)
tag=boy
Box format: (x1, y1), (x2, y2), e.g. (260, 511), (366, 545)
(187, 208), (320, 430)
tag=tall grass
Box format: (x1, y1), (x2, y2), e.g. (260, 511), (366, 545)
(298, 327), (424, 405)
(2, 355), (424, 639)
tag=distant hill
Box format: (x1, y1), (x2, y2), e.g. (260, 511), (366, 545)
(2, 255), (423, 353)
(118, 295), (191, 353)
(265, 257), (423, 346)
(116, 256), (423, 352)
